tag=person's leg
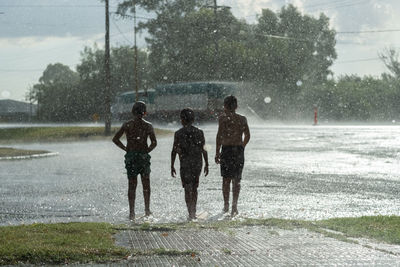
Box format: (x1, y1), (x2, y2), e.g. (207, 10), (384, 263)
(231, 178), (241, 215)
(222, 177), (231, 213)
(128, 177), (138, 220)
(184, 184), (192, 219)
(141, 174), (151, 216)
(191, 185), (198, 219)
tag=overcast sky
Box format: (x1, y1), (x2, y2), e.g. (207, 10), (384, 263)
(1, 0), (399, 101)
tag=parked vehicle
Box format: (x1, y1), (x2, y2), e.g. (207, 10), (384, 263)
(112, 81), (238, 121)
(111, 89), (156, 120)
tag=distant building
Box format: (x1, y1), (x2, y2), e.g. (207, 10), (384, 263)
(0, 99), (37, 122)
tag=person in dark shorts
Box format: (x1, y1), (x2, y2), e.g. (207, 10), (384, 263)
(171, 108), (209, 221)
(215, 95), (250, 216)
(113, 101), (157, 220)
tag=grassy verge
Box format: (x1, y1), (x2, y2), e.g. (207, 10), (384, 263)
(0, 222), (129, 265)
(1, 216), (399, 265)
(315, 215), (400, 245)
(0, 127), (172, 143)
(0, 222), (197, 265)
(0, 147), (51, 157)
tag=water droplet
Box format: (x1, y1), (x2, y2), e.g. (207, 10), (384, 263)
(264, 96), (271, 104)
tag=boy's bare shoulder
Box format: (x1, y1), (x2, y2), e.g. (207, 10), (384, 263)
(219, 112), (247, 123)
(124, 119), (154, 132)
(142, 118), (153, 126)
(236, 113), (248, 123)
(175, 127), (184, 135)
(122, 119), (134, 129)
(142, 119), (154, 133)
(218, 113), (229, 122)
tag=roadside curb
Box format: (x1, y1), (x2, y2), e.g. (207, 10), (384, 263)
(0, 152), (59, 160)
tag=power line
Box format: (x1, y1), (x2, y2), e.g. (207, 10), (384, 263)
(255, 33), (311, 42)
(0, 68), (44, 72)
(0, 4), (119, 8)
(337, 29), (400, 34)
(307, 0), (369, 12)
(336, 57), (381, 64)
(304, 0), (354, 9)
(244, 0), (368, 18)
(111, 15), (133, 45)
(110, 11), (153, 21)
(1, 21), (101, 29)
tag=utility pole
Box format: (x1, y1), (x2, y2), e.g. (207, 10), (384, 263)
(104, 0), (112, 135)
(206, 0), (230, 80)
(133, 1), (139, 102)
(114, 7), (140, 101)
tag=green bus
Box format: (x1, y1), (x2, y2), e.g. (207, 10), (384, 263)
(112, 81), (238, 121)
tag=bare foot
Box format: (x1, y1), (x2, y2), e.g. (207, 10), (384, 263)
(145, 211), (152, 217)
(187, 215), (197, 222)
(223, 204), (229, 213)
(231, 209), (238, 217)
(129, 213), (135, 221)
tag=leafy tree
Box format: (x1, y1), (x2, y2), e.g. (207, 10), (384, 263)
(298, 75), (400, 122)
(76, 45), (150, 120)
(251, 5), (336, 118)
(28, 63), (80, 121)
(116, 2), (336, 118)
(117, 0), (244, 82)
(28, 45), (150, 121)
(379, 48), (400, 79)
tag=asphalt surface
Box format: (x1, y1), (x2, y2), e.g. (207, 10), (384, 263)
(1, 124), (400, 225)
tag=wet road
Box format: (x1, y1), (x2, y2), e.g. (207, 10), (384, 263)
(1, 124), (400, 225)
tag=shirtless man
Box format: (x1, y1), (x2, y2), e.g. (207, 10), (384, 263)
(113, 101), (157, 220)
(215, 95), (250, 216)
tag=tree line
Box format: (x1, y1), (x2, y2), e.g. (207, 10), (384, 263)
(27, 2), (400, 122)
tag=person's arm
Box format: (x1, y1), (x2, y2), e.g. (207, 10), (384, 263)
(215, 117), (222, 164)
(112, 124), (126, 151)
(171, 133), (178, 177)
(147, 125), (157, 153)
(242, 117), (250, 148)
(201, 131), (209, 176)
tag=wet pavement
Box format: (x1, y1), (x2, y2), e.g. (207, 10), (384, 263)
(114, 225), (400, 266)
(1, 124), (400, 225)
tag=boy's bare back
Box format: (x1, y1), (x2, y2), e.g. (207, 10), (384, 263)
(113, 118), (156, 152)
(217, 112), (249, 146)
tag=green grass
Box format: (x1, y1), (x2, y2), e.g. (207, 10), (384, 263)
(316, 215), (400, 244)
(0, 147), (50, 157)
(0, 222), (129, 265)
(0, 127), (172, 143)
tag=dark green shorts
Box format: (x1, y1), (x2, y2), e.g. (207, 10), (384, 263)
(124, 151), (151, 178)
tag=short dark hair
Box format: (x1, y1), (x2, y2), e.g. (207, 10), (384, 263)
(131, 101), (146, 116)
(224, 95), (237, 111)
(180, 108), (195, 124)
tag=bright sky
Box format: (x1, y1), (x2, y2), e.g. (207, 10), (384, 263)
(1, 0), (399, 101)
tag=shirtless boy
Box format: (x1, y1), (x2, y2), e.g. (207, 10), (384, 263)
(215, 95), (250, 216)
(113, 101), (157, 220)
(171, 108), (209, 221)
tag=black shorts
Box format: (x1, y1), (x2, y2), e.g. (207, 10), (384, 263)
(180, 165), (201, 188)
(220, 145), (244, 180)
